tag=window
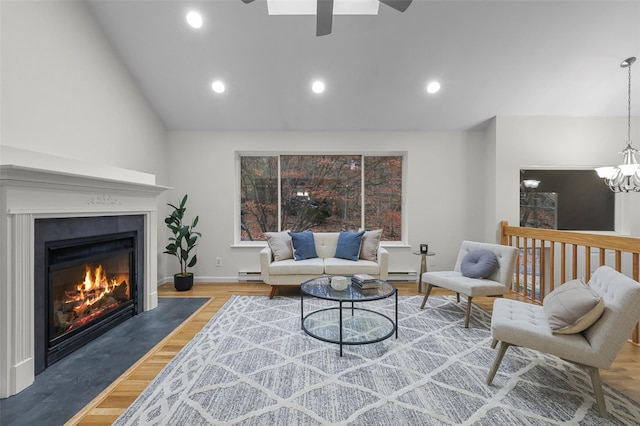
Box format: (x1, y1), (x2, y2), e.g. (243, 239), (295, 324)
(240, 154), (403, 242)
(519, 169), (614, 231)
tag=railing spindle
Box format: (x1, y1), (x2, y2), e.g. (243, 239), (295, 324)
(585, 246), (591, 282)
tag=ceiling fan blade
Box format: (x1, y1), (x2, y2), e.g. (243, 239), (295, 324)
(316, 0), (334, 36)
(240, 0), (255, 3)
(379, 0), (412, 13)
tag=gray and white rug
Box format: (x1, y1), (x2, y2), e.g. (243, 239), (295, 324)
(115, 296), (640, 425)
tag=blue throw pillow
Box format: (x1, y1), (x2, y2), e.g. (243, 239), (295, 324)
(460, 249), (499, 279)
(335, 230), (365, 261)
(288, 231), (318, 260)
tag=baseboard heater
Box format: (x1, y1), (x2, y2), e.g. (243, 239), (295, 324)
(387, 271), (418, 282)
(238, 271), (264, 282)
(237, 271), (417, 282)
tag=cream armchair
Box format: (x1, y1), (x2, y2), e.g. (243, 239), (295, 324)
(420, 240), (518, 328)
(487, 266), (640, 417)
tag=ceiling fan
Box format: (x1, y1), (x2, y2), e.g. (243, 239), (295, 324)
(240, 0), (413, 36)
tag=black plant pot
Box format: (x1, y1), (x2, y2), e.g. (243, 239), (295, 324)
(174, 273), (194, 291)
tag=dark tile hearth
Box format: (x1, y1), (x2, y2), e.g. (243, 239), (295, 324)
(0, 297), (208, 426)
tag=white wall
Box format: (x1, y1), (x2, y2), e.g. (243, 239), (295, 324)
(162, 131), (487, 282)
(0, 0), (170, 283)
(493, 116), (640, 235)
(0, 0), (167, 183)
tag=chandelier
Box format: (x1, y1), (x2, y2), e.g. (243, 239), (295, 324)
(595, 57), (639, 192)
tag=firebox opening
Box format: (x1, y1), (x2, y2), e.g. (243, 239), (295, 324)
(46, 232), (137, 367)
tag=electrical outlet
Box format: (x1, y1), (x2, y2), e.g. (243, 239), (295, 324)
(216, 257), (222, 267)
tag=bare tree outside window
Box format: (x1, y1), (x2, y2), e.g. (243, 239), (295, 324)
(364, 156), (402, 240)
(281, 155), (361, 232)
(520, 192), (557, 229)
(240, 156), (278, 241)
(239, 154), (403, 241)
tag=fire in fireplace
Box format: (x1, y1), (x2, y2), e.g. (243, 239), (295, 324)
(46, 232), (138, 366)
(52, 260), (131, 338)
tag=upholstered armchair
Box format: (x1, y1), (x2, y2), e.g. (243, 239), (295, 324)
(487, 265), (640, 417)
(420, 240), (518, 327)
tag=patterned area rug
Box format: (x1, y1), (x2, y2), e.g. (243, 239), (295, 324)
(115, 296), (640, 425)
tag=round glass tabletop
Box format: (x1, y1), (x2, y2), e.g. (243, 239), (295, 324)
(300, 276), (396, 302)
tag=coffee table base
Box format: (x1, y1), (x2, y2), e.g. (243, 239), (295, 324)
(301, 294), (398, 356)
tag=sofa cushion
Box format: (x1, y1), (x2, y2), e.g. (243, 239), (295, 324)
(264, 231), (293, 261)
(543, 279), (605, 334)
(460, 249), (499, 279)
(335, 230), (365, 261)
(324, 258), (380, 276)
(289, 231), (318, 260)
(314, 232), (339, 259)
(269, 258), (325, 275)
(359, 229), (382, 261)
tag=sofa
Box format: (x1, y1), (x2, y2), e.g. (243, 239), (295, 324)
(260, 230), (389, 298)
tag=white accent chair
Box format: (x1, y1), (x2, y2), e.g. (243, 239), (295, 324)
(420, 240), (518, 328)
(487, 265), (640, 418)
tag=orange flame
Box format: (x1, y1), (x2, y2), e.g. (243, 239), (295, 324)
(65, 265), (128, 317)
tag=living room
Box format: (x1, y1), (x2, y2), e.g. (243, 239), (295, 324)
(1, 0), (640, 424)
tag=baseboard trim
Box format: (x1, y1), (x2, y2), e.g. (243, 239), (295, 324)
(157, 276), (248, 285)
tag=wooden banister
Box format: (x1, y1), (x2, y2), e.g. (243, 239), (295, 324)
(499, 221), (640, 343)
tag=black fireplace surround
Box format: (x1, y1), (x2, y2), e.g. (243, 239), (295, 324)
(34, 215), (145, 374)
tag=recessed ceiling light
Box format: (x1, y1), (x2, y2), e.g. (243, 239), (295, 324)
(312, 81), (325, 94)
(211, 80), (225, 94)
(186, 11), (203, 29)
(426, 81), (441, 94)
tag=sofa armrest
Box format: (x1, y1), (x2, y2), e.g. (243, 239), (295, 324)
(377, 246), (389, 280)
(259, 246), (272, 283)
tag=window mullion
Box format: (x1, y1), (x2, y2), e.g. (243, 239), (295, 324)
(277, 155), (282, 232)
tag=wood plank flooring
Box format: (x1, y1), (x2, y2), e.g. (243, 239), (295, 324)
(66, 282), (640, 425)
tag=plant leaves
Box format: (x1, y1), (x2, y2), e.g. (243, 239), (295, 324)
(165, 193), (201, 273)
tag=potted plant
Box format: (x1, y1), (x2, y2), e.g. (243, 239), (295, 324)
(164, 194), (201, 291)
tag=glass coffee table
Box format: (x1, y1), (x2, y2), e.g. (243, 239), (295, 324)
(300, 276), (398, 356)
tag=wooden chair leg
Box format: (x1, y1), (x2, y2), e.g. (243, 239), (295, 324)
(420, 283), (434, 309)
(487, 341), (511, 385)
(582, 364), (609, 418)
(268, 285), (278, 299)
(464, 296), (473, 328)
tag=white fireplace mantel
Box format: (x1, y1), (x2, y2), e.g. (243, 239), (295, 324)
(0, 163), (169, 398)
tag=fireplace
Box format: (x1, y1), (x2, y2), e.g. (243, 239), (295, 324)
(46, 232), (137, 366)
(34, 216), (145, 374)
(0, 158), (166, 398)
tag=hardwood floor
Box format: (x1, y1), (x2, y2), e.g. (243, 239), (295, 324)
(66, 282), (640, 425)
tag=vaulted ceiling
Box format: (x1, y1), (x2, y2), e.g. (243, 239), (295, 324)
(87, 0), (640, 131)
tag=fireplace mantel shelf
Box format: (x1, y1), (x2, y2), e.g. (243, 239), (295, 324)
(1, 164), (171, 195)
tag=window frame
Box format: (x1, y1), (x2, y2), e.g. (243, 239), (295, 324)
(235, 151), (408, 246)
